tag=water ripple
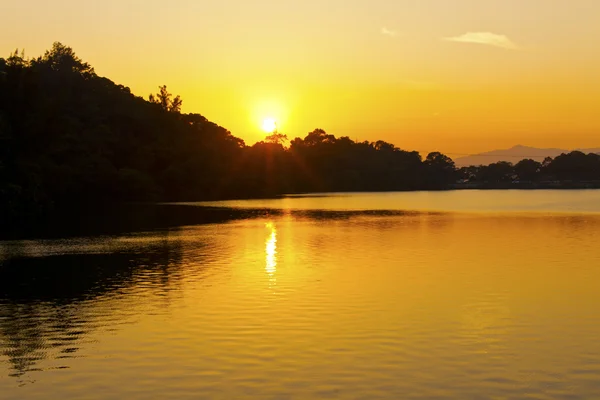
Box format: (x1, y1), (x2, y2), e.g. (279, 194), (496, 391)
(1, 206), (600, 399)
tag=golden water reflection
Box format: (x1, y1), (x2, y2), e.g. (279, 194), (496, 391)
(3, 198), (600, 399)
(265, 221), (277, 276)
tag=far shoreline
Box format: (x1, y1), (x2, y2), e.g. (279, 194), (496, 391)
(450, 181), (600, 190)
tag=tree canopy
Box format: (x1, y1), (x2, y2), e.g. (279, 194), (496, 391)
(457, 152), (600, 184)
(1, 43), (599, 226)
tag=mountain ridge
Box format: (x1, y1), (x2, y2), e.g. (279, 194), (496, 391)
(455, 145), (600, 167)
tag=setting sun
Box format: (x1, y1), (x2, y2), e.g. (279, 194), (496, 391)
(4, 2), (600, 399)
(261, 118), (277, 133)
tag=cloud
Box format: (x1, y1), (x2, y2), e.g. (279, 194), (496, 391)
(443, 32), (518, 50)
(381, 27), (398, 37)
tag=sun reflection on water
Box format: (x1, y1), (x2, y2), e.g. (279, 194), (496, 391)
(265, 222), (277, 276)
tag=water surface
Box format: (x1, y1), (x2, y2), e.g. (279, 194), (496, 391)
(192, 189), (600, 214)
(1, 190), (600, 399)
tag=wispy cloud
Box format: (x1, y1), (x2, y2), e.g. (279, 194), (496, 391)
(443, 32), (518, 50)
(381, 27), (398, 37)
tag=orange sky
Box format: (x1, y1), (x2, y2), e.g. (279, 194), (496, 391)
(2, 0), (600, 155)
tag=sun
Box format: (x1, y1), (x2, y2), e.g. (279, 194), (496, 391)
(261, 118), (277, 133)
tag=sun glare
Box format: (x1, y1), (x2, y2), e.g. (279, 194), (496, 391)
(261, 118), (277, 133)
(265, 222), (277, 276)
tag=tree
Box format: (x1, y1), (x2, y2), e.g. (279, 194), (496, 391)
(374, 140), (396, 152)
(37, 42), (94, 76)
(149, 85), (182, 113)
(458, 166), (480, 182)
(425, 152), (457, 187)
(265, 132), (289, 146)
(542, 156), (553, 169)
(6, 49), (26, 68)
(425, 152), (455, 168)
(545, 151), (599, 181)
(479, 161), (514, 183)
(514, 159), (541, 182)
(7, 42), (600, 232)
(302, 129), (336, 146)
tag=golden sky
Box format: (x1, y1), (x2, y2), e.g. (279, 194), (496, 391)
(2, 0), (600, 155)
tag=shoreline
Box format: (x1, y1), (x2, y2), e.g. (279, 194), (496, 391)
(450, 181), (600, 190)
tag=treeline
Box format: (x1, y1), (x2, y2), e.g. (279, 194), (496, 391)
(0, 43), (458, 222)
(457, 153), (600, 184)
(1, 43), (599, 224)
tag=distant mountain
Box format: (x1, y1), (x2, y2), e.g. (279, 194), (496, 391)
(454, 145), (600, 167)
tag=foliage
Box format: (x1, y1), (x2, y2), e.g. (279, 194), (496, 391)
(264, 132), (289, 146)
(457, 152), (600, 184)
(149, 85), (182, 113)
(1, 43), (599, 225)
(514, 159), (541, 182)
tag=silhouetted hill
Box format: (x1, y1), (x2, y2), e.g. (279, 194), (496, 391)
(455, 145), (600, 167)
(2, 43), (600, 231)
(0, 42), (460, 226)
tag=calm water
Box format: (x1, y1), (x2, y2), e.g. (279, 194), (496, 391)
(2, 190), (600, 399)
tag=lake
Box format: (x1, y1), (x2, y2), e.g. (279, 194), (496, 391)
(2, 190), (600, 399)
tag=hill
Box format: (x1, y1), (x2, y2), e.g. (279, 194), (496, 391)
(455, 145), (600, 167)
(2, 42), (599, 232)
(0, 42), (459, 225)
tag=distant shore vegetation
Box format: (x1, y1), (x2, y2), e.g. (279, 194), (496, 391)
(1, 43), (600, 223)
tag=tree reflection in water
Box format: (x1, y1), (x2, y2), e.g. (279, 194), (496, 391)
(0, 231), (183, 380)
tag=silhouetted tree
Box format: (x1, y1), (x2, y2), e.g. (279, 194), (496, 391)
(514, 159), (541, 182)
(265, 132), (289, 146)
(374, 140), (396, 152)
(545, 151), (600, 181)
(149, 85), (182, 113)
(6, 49), (27, 68)
(424, 152), (456, 188)
(455, 152), (600, 187)
(3, 42), (599, 230)
(478, 161), (514, 183)
(38, 42), (94, 76)
(302, 129), (337, 146)
(457, 166), (480, 182)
